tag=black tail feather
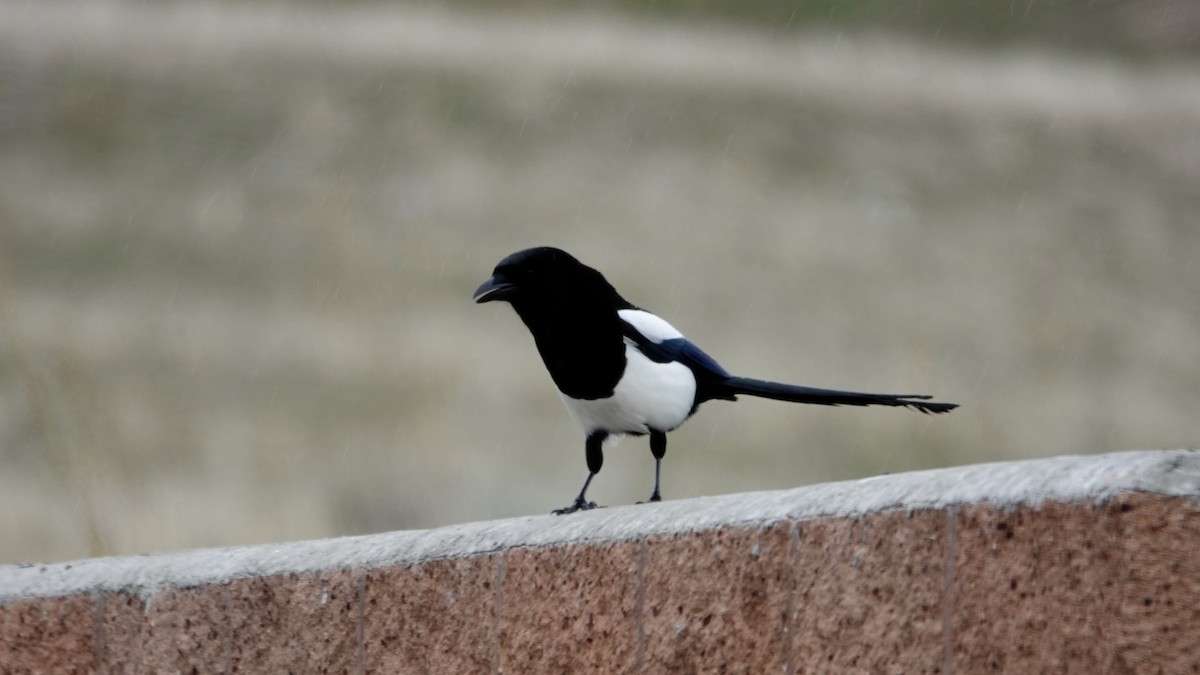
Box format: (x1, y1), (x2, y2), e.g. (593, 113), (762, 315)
(719, 376), (958, 414)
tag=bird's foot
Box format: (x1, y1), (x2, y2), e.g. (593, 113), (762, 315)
(552, 499), (601, 515)
(636, 493), (662, 505)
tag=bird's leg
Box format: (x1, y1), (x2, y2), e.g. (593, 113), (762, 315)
(640, 430), (667, 504)
(553, 431), (606, 515)
(553, 472), (597, 515)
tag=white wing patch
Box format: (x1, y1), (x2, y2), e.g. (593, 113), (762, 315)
(618, 309), (684, 344)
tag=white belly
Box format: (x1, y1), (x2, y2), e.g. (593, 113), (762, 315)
(559, 345), (696, 436)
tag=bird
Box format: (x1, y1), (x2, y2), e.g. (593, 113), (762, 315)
(473, 246), (958, 514)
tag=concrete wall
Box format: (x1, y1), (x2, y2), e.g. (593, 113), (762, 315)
(2, 449), (1198, 673)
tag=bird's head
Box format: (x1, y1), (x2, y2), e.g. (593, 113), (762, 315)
(474, 246), (613, 310)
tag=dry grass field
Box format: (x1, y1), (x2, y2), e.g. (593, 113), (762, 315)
(1, 1), (1198, 562)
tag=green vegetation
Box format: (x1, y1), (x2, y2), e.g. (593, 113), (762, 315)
(412, 0), (1195, 55)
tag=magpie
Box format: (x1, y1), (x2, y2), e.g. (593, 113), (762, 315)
(474, 246), (958, 514)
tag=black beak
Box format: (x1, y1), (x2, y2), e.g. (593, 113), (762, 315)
(473, 275), (517, 303)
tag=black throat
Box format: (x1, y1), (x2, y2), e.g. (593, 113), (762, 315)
(510, 292), (633, 401)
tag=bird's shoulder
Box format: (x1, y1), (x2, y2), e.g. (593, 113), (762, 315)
(617, 309), (730, 379)
(617, 308), (684, 344)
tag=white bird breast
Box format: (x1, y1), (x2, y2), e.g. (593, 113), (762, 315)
(558, 309), (698, 438)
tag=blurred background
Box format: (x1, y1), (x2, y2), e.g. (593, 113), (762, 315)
(1, 0), (1197, 563)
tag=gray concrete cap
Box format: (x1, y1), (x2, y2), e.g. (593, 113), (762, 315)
(2, 449), (1197, 604)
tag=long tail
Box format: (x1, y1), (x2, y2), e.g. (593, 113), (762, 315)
(718, 376), (958, 414)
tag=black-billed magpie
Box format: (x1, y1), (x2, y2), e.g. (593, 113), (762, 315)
(474, 246), (957, 514)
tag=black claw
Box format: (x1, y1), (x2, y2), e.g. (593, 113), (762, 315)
(552, 499), (600, 515)
(636, 494), (663, 505)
